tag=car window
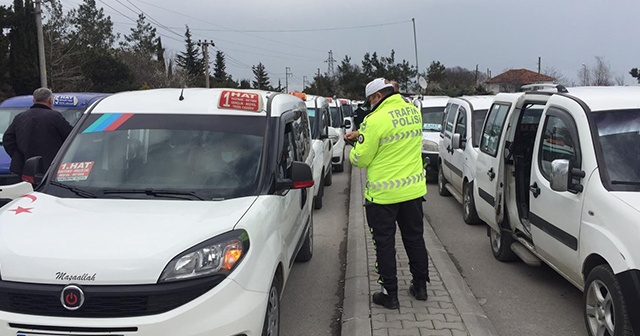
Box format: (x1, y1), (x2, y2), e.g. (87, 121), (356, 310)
(480, 103), (510, 156)
(454, 106), (467, 139)
(342, 104), (353, 117)
(279, 128), (296, 179)
(329, 106), (342, 128)
(321, 107), (330, 136)
(421, 107), (445, 132)
(49, 114), (266, 200)
(472, 109), (488, 147)
(445, 104), (458, 133)
(539, 110), (580, 181)
(292, 110), (311, 160)
(306, 108), (319, 139)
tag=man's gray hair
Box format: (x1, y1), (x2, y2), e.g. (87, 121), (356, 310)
(32, 87), (53, 104)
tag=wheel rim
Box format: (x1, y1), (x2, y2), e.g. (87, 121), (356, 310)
(586, 279), (615, 336)
(265, 286), (279, 336)
(439, 169), (445, 191)
(490, 229), (501, 253)
(463, 187), (471, 217)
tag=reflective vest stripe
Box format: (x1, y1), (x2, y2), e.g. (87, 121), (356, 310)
(366, 173), (425, 191)
(352, 153), (362, 166)
(378, 129), (422, 146)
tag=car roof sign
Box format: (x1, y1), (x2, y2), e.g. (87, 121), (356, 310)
(218, 90), (262, 112)
(54, 95), (79, 107)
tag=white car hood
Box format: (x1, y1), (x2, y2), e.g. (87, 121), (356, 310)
(612, 192), (640, 214)
(422, 131), (440, 143)
(0, 193), (256, 285)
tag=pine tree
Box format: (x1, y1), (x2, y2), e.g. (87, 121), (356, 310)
(124, 13), (158, 59)
(175, 25), (204, 81)
(156, 38), (165, 73)
(68, 0), (115, 52)
(212, 50), (227, 85)
(252, 62), (270, 89)
(8, 0), (39, 95)
(0, 4), (15, 98)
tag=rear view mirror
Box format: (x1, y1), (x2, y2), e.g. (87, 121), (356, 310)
(452, 134), (462, 150)
(276, 161), (314, 191)
(344, 120), (352, 129)
(22, 156), (45, 186)
(550, 159), (570, 192)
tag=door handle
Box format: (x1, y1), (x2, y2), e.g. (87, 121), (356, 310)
(446, 145), (453, 154)
(530, 182), (540, 198)
(487, 167), (495, 181)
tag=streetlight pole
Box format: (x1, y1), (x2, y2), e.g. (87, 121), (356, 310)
(412, 18), (419, 81)
(35, 0), (47, 87)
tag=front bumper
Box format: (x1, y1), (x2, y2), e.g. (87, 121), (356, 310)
(422, 152), (439, 174)
(0, 279), (268, 336)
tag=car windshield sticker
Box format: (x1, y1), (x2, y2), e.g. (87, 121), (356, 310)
(53, 95), (79, 107)
(307, 109), (316, 117)
(423, 123), (441, 131)
(83, 113), (134, 133)
(8, 206), (32, 215)
(218, 90), (262, 112)
(56, 161), (95, 181)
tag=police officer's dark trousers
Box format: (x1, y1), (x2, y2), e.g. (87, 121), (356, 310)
(365, 197), (430, 295)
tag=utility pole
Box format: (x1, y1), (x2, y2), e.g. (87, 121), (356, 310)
(197, 40), (215, 88)
(325, 50), (336, 77)
(35, 0), (47, 87)
(475, 64), (479, 83)
(412, 18), (419, 81)
(303, 76), (308, 90)
(317, 68), (321, 78)
(285, 67), (292, 93)
(538, 56), (541, 74)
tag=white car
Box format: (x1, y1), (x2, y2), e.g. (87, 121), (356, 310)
(327, 97), (346, 172)
(339, 98), (355, 133)
(413, 96), (449, 177)
(474, 86), (640, 336)
(295, 93), (333, 209)
(0, 88), (315, 336)
(437, 95), (494, 224)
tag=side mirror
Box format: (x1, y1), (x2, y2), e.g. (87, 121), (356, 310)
(276, 161), (314, 191)
(413, 99), (423, 110)
(22, 156), (45, 186)
(452, 134), (462, 150)
(344, 119), (352, 129)
(550, 159), (570, 192)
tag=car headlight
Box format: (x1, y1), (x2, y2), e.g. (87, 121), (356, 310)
(159, 230), (250, 283)
(422, 139), (438, 152)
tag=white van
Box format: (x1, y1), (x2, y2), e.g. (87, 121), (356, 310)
(0, 88), (316, 336)
(413, 96), (449, 176)
(339, 98), (355, 133)
(438, 95), (494, 224)
(326, 97), (346, 172)
(474, 86), (640, 336)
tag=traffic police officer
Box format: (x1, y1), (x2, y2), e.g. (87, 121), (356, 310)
(346, 78), (429, 309)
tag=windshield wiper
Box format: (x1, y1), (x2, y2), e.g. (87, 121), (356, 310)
(611, 180), (640, 186)
(50, 181), (97, 198)
(102, 188), (204, 200)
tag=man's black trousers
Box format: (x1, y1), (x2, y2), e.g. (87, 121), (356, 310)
(365, 197), (430, 294)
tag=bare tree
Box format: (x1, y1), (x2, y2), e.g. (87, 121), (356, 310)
(591, 56), (614, 86)
(578, 64), (590, 86)
(615, 73), (626, 86)
(542, 66), (575, 86)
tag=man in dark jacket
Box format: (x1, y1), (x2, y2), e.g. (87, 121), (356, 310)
(3, 88), (73, 176)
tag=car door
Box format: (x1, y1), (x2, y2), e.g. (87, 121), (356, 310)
(474, 100), (515, 227)
(449, 105), (467, 193)
(320, 107), (332, 172)
(529, 100), (585, 276)
(280, 122), (304, 264)
(440, 103), (458, 182)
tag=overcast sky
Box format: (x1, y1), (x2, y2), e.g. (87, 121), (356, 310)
(3, 0), (639, 92)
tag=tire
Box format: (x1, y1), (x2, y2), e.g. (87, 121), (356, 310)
(584, 265), (633, 336)
(462, 181), (481, 225)
(262, 276), (281, 336)
(324, 165), (333, 186)
(295, 216), (313, 262)
(489, 227), (517, 261)
(334, 151), (345, 172)
(314, 176), (324, 210)
(438, 165), (450, 196)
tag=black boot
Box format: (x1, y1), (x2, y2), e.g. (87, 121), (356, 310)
(372, 291), (399, 309)
(409, 281), (427, 301)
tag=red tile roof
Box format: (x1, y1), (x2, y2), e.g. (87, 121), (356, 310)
(486, 69), (555, 85)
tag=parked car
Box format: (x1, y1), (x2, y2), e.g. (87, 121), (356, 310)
(474, 86), (640, 336)
(413, 96), (449, 177)
(0, 88), (315, 336)
(437, 95), (494, 224)
(291, 92), (333, 209)
(338, 98), (355, 133)
(326, 97), (346, 172)
(0, 92), (109, 205)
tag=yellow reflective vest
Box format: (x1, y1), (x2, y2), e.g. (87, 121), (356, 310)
(349, 94), (426, 204)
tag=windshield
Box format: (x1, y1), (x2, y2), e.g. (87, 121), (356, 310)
(592, 109), (640, 191)
(46, 113), (266, 200)
(307, 108), (319, 139)
(422, 107), (445, 132)
(0, 107), (84, 143)
(342, 104), (353, 117)
(329, 107), (342, 128)
(472, 109), (488, 147)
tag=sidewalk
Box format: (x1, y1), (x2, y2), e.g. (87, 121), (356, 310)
(341, 166), (499, 336)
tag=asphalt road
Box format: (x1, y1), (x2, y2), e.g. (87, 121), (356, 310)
(423, 180), (586, 336)
(281, 160), (350, 336)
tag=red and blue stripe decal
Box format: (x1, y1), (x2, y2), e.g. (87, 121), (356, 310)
(83, 113), (134, 133)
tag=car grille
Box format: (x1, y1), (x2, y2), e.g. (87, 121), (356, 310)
(0, 276), (224, 318)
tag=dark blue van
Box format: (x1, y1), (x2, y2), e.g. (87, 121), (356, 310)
(0, 93), (109, 185)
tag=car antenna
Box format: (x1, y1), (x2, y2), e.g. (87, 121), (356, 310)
(179, 87), (185, 101)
